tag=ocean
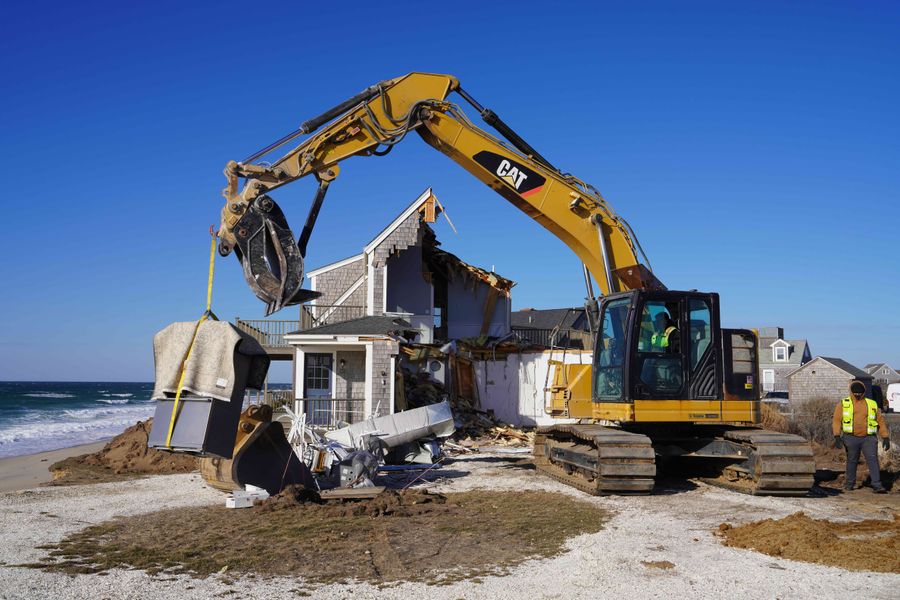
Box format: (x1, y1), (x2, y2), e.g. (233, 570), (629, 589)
(0, 382), (156, 458)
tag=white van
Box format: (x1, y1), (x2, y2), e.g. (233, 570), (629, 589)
(887, 383), (900, 413)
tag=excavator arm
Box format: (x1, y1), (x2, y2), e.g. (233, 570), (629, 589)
(217, 72), (662, 314)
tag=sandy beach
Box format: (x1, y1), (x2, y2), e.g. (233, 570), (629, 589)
(0, 450), (897, 599)
(0, 442), (107, 493)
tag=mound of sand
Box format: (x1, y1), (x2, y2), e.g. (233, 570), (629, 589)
(719, 512), (900, 573)
(49, 419), (197, 485)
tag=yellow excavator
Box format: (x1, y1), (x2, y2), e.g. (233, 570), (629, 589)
(215, 72), (815, 496)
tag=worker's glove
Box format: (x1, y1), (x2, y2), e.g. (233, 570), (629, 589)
(882, 438), (891, 451)
(833, 435), (843, 449)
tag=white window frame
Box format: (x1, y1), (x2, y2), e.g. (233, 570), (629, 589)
(763, 369), (775, 392)
(774, 346), (787, 362)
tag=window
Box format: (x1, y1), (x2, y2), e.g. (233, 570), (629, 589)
(688, 299), (711, 370)
(594, 298), (631, 400)
(774, 346), (787, 362)
(763, 369), (775, 392)
(433, 307), (443, 329)
(636, 300), (683, 397)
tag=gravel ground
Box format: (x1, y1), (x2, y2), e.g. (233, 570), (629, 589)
(0, 454), (898, 600)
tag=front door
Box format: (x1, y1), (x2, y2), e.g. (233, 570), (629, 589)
(304, 353), (333, 425)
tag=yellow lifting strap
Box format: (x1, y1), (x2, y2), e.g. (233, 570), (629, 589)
(164, 234), (220, 448)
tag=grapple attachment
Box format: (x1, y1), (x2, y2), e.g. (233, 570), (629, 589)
(227, 195), (320, 315)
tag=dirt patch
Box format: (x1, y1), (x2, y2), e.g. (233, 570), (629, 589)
(28, 490), (607, 585)
(48, 419), (197, 485)
(719, 512), (900, 573)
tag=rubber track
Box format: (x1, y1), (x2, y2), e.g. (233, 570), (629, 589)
(533, 424), (655, 495)
(701, 429), (815, 496)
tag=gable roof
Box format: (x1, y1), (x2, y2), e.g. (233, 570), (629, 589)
(287, 315), (412, 337)
(864, 362), (900, 376)
(758, 338), (809, 365)
(817, 357), (872, 379)
(363, 187), (435, 254)
(305, 253), (364, 279)
(512, 308), (586, 330)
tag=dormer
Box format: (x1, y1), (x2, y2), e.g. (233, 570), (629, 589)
(770, 339), (791, 363)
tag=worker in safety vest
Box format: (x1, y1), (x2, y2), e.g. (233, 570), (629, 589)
(650, 313), (678, 352)
(832, 379), (891, 493)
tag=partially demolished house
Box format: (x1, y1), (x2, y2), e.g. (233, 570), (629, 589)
(285, 189), (514, 427)
(285, 188), (592, 431)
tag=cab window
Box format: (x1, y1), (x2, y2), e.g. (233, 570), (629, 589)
(636, 300), (683, 396)
(594, 298), (631, 400)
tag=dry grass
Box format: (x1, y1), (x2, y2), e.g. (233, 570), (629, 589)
(793, 398), (836, 447)
(760, 403), (790, 433)
(26, 490), (608, 585)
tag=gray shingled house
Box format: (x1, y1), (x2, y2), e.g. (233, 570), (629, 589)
(787, 356), (874, 406)
(756, 326), (812, 398)
(283, 188), (514, 427)
(864, 363), (900, 391)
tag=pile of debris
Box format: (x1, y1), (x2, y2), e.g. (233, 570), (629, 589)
(399, 360), (535, 450)
(49, 419), (197, 485)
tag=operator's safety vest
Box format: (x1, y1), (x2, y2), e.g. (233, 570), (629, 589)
(841, 397), (878, 435)
(651, 326), (677, 350)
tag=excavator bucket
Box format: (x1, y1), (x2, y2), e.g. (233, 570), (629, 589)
(230, 196), (320, 315)
(199, 404), (316, 495)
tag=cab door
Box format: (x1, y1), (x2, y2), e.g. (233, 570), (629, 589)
(630, 292), (722, 402)
(631, 293), (687, 400)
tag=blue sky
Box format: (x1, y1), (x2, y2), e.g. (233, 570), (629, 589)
(1, 1), (898, 381)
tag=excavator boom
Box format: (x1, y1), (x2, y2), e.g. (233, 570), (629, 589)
(217, 72), (661, 314)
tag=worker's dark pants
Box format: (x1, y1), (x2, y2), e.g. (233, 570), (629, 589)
(843, 435), (881, 488)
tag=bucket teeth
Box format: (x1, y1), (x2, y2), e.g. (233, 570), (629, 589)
(231, 196), (319, 315)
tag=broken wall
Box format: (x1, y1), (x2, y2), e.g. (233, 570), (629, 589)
(474, 350), (590, 426)
(447, 279), (511, 339)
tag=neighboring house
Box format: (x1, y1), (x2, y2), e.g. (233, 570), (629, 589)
(787, 356), (874, 406)
(864, 363), (900, 391)
(756, 326), (811, 397)
(284, 188), (515, 425)
(511, 307), (591, 349)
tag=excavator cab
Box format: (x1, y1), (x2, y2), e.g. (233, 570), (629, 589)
(593, 290), (759, 415)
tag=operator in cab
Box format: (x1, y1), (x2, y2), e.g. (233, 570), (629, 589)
(651, 313), (679, 353)
(833, 380), (891, 493)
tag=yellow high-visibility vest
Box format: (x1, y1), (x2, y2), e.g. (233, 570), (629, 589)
(841, 397), (878, 435)
(651, 326), (676, 350)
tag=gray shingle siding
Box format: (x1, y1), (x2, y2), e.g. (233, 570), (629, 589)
(370, 340), (396, 417)
(371, 265), (385, 316)
(311, 257), (365, 307)
(334, 351), (365, 400)
(372, 212), (422, 268)
(788, 357), (874, 405)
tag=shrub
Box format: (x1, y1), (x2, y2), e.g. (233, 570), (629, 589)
(793, 397), (836, 446)
(760, 402), (790, 433)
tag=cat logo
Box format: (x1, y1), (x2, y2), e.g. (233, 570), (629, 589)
(472, 150), (546, 198)
(496, 159), (528, 190)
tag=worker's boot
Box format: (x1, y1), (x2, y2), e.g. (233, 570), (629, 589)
(872, 484), (887, 494)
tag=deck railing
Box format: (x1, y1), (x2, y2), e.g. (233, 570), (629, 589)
(512, 327), (593, 350)
(234, 319), (300, 348)
(300, 304), (366, 330)
(244, 389), (295, 410)
(297, 398), (367, 430)
(235, 304), (367, 349)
